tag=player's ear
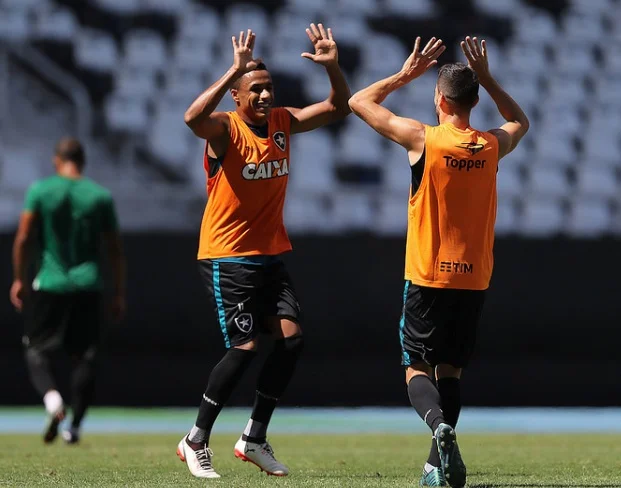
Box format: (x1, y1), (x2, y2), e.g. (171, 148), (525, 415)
(438, 91), (449, 110)
(230, 88), (240, 106)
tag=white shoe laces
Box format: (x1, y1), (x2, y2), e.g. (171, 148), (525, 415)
(195, 446), (214, 469)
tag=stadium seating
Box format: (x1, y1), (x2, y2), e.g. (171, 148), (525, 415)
(0, 0), (619, 238)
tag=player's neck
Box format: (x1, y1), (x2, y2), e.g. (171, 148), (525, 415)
(57, 164), (82, 179)
(439, 113), (470, 131)
(236, 109), (268, 128)
(236, 111), (269, 138)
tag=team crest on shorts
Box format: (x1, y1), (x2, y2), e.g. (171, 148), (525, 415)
(273, 131), (286, 152)
(235, 313), (254, 333)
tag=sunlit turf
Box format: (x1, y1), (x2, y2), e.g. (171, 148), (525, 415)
(1, 433), (620, 487)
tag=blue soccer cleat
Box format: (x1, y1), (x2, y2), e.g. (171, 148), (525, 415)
(435, 423), (466, 488)
(419, 465), (448, 486)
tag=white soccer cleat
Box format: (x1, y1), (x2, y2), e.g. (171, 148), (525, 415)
(234, 437), (289, 476)
(176, 436), (221, 479)
(43, 406), (65, 444)
(61, 428), (80, 445)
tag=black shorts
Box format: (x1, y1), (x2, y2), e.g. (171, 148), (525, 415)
(399, 282), (486, 368)
(198, 259), (301, 348)
(23, 291), (101, 357)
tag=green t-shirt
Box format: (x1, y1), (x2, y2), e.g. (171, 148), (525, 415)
(23, 175), (119, 293)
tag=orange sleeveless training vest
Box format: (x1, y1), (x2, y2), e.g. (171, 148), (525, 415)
(197, 109), (292, 259)
(405, 123), (499, 290)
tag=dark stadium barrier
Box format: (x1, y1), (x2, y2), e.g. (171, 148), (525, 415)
(0, 233), (619, 408)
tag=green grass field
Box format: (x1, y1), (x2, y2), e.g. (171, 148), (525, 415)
(1, 433), (620, 487)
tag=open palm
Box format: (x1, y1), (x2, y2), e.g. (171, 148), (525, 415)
(232, 29), (262, 73)
(461, 36), (490, 79)
(399, 36), (445, 83)
(301, 23), (338, 66)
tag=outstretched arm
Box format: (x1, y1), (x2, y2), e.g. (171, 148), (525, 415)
(285, 23), (351, 134)
(184, 29), (263, 151)
(461, 36), (529, 159)
(348, 37), (445, 158)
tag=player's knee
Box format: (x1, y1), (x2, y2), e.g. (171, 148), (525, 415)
(436, 363), (461, 379)
(226, 346), (257, 363)
(206, 347), (257, 401)
(276, 334), (304, 358)
(405, 363), (432, 384)
(234, 338), (259, 351)
(267, 317), (301, 339)
(71, 346), (98, 365)
(25, 347), (46, 366)
(211, 347), (257, 382)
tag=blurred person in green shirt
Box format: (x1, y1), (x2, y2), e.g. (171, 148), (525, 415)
(10, 137), (126, 444)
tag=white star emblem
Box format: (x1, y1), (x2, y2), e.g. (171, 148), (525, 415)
(234, 313), (254, 333)
(273, 131), (286, 151)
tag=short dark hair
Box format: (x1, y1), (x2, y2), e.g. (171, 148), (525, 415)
(231, 62), (268, 90)
(437, 63), (479, 110)
(55, 137), (85, 168)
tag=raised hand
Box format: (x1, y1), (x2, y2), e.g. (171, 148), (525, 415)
(460, 36), (490, 79)
(301, 23), (338, 66)
(399, 37), (445, 83)
(232, 29), (262, 73)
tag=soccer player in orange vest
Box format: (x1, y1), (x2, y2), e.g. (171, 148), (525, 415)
(349, 36), (529, 487)
(176, 25), (350, 479)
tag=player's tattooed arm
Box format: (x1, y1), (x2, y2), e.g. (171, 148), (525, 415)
(461, 36), (529, 159)
(286, 23), (351, 134)
(184, 29), (262, 146)
(349, 37), (444, 156)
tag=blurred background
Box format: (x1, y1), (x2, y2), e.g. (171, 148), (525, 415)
(0, 0), (619, 410)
